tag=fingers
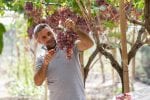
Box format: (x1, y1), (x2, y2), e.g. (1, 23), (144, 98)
(48, 49), (55, 55)
(66, 20), (74, 26)
(44, 49), (56, 65)
(65, 19), (75, 29)
(46, 49), (56, 59)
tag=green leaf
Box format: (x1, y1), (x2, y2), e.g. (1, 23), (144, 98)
(91, 6), (100, 16)
(45, 0), (51, 3)
(110, 43), (121, 48)
(108, 32), (121, 39)
(0, 37), (3, 54)
(0, 10), (5, 16)
(0, 23), (6, 34)
(61, 2), (67, 6)
(0, 23), (6, 54)
(134, 0), (144, 9)
(67, 0), (80, 14)
(103, 21), (117, 29)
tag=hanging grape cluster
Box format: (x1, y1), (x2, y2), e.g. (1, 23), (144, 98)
(25, 1), (142, 39)
(96, 0), (106, 6)
(76, 16), (90, 33)
(95, 0), (141, 22)
(95, 0), (119, 21)
(25, 2), (46, 38)
(25, 2), (42, 22)
(57, 26), (79, 59)
(25, 3), (90, 39)
(46, 7), (78, 31)
(25, 2), (33, 12)
(46, 7), (90, 35)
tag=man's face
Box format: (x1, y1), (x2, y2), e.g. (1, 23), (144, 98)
(37, 27), (56, 49)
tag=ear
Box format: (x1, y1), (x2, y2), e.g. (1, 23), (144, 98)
(37, 37), (42, 43)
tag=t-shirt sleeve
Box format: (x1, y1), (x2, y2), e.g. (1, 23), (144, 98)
(35, 56), (44, 71)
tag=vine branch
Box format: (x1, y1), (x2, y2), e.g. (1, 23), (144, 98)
(97, 44), (123, 76)
(126, 15), (145, 26)
(84, 48), (99, 81)
(128, 27), (145, 64)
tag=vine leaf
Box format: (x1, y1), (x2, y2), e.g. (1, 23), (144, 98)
(0, 23), (6, 54)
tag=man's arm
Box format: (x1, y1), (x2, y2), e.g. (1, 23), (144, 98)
(65, 19), (94, 51)
(34, 50), (55, 86)
(34, 63), (48, 86)
(75, 28), (94, 51)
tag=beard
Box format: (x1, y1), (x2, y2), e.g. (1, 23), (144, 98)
(46, 39), (57, 50)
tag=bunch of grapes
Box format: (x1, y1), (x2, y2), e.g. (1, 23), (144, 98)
(46, 11), (60, 29)
(58, 7), (78, 22)
(96, 0), (106, 6)
(24, 1), (43, 23)
(25, 2), (33, 12)
(57, 29), (78, 59)
(25, 6), (89, 40)
(76, 16), (90, 33)
(46, 7), (90, 34)
(46, 7), (80, 33)
(57, 32), (65, 49)
(25, 3), (44, 38)
(95, 0), (119, 21)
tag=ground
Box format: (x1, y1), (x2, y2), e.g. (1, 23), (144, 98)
(0, 67), (150, 100)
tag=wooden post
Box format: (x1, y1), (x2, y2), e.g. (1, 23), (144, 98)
(79, 52), (85, 85)
(119, 0), (130, 93)
(144, 0), (150, 34)
(44, 80), (48, 100)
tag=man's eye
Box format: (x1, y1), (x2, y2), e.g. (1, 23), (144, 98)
(47, 32), (52, 36)
(42, 36), (46, 39)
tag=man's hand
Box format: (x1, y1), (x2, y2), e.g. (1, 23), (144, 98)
(64, 18), (94, 51)
(64, 18), (76, 31)
(43, 49), (56, 66)
(34, 49), (56, 86)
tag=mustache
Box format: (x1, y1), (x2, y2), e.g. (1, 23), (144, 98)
(47, 38), (55, 44)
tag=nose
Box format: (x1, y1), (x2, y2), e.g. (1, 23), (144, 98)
(47, 36), (53, 42)
(47, 35), (52, 40)
(47, 36), (50, 39)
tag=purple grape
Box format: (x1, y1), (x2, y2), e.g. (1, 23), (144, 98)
(96, 0), (105, 6)
(25, 2), (33, 11)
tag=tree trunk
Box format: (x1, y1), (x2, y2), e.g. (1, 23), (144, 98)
(119, 0), (130, 93)
(112, 48), (117, 85)
(44, 80), (48, 100)
(84, 48), (99, 83)
(131, 57), (135, 91)
(99, 53), (105, 83)
(144, 0), (150, 34)
(79, 51), (85, 86)
(131, 28), (136, 91)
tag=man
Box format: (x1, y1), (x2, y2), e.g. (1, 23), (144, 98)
(33, 19), (93, 100)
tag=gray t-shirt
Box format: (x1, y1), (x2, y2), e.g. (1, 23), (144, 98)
(35, 46), (85, 100)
